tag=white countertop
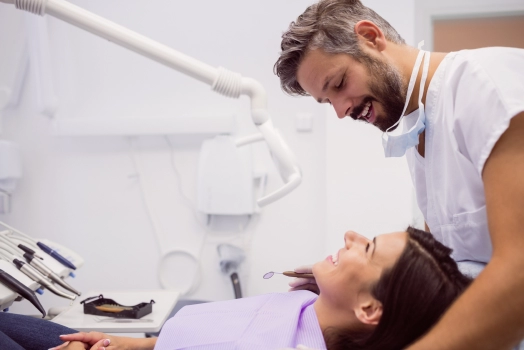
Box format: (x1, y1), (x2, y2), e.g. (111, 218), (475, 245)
(51, 289), (180, 333)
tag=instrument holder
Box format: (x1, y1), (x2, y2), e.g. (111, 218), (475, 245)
(80, 294), (155, 319)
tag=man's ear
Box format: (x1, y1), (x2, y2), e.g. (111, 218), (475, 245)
(354, 20), (386, 51)
(355, 298), (383, 325)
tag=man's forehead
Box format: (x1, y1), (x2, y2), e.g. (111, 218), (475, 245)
(297, 50), (341, 97)
(298, 50), (356, 83)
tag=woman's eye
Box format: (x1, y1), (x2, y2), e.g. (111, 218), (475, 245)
(366, 243), (370, 252)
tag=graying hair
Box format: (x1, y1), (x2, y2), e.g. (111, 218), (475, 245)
(274, 0), (406, 96)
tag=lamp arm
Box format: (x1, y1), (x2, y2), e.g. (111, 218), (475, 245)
(1, 0), (302, 206)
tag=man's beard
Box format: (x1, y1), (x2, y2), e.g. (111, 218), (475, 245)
(354, 53), (407, 132)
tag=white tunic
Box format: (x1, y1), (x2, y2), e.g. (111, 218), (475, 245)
(406, 47), (524, 262)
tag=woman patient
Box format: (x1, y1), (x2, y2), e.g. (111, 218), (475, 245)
(1, 227), (472, 350)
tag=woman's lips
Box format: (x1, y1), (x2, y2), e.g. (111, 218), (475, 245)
(326, 251), (340, 266)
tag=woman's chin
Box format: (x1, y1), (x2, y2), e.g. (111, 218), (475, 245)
(312, 261), (323, 275)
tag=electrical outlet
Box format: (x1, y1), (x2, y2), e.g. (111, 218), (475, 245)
(295, 113), (313, 132)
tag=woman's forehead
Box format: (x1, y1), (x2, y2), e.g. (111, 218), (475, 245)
(372, 231), (407, 267)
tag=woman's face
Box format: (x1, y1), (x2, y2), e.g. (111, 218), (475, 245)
(313, 230), (407, 311)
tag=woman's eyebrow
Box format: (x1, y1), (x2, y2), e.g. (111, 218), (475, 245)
(372, 237), (377, 259)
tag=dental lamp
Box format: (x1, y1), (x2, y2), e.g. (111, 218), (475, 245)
(0, 0), (302, 207)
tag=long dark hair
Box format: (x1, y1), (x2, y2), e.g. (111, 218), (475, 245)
(324, 226), (473, 350)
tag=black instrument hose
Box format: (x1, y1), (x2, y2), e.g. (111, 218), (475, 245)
(230, 272), (242, 299)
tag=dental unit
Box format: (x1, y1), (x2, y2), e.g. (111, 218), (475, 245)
(0, 221), (77, 270)
(0, 227), (81, 300)
(0, 246), (76, 301)
(0, 222), (82, 313)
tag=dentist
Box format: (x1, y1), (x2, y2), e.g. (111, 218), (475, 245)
(274, 0), (524, 349)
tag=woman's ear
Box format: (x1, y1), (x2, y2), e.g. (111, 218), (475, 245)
(354, 20), (387, 52)
(355, 299), (383, 325)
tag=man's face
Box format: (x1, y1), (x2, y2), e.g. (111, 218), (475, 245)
(296, 48), (406, 132)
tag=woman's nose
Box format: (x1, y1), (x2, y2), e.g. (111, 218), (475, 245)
(344, 231), (358, 247)
(344, 231), (370, 248)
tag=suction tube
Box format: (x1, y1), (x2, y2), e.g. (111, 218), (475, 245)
(0, 269), (46, 317)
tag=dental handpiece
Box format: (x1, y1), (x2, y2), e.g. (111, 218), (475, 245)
(24, 253), (81, 296)
(0, 269), (46, 317)
(13, 259), (76, 301)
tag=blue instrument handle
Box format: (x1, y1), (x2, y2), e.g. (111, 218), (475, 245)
(37, 242), (77, 270)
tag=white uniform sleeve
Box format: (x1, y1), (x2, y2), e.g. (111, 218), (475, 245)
(451, 48), (524, 175)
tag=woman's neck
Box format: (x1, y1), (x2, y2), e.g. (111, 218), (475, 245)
(313, 296), (366, 334)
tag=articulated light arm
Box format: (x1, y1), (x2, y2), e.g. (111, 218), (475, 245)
(1, 0), (301, 207)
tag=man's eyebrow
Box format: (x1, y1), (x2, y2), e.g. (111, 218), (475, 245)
(372, 237), (377, 259)
(316, 74), (334, 103)
(322, 75), (332, 93)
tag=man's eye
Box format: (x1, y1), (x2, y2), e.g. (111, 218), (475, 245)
(366, 243), (370, 252)
(335, 77), (345, 89)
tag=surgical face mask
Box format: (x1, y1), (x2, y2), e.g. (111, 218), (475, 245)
(382, 49), (431, 158)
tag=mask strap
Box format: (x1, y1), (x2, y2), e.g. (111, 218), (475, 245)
(400, 51), (431, 136)
(417, 49), (431, 107)
(384, 49), (425, 135)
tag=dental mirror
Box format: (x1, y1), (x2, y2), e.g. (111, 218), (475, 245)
(263, 271), (314, 279)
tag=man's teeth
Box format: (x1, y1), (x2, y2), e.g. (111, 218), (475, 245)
(359, 101), (372, 119)
(332, 252), (338, 266)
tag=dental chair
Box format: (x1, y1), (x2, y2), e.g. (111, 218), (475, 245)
(144, 299), (209, 338)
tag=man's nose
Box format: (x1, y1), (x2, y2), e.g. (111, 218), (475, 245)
(332, 98), (350, 119)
